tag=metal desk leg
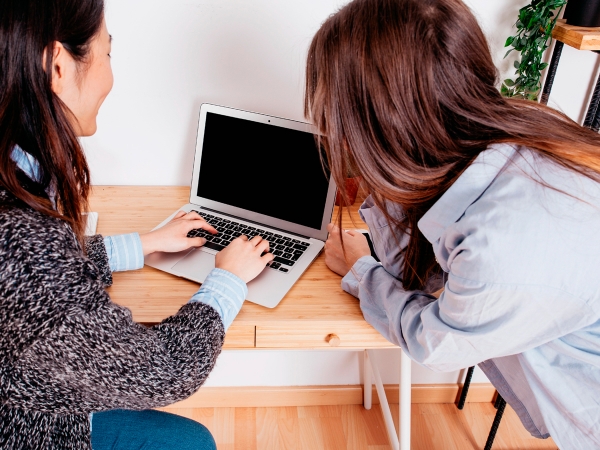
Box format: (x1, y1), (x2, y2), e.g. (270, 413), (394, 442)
(541, 41), (564, 105)
(363, 350), (372, 410)
(367, 349), (399, 450)
(365, 349), (411, 450)
(399, 350), (412, 450)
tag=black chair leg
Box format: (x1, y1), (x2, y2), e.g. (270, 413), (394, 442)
(456, 366), (475, 410)
(493, 392), (503, 409)
(485, 395), (506, 450)
(584, 71), (600, 131)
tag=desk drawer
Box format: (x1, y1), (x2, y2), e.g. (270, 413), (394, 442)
(255, 324), (393, 349)
(223, 325), (255, 348)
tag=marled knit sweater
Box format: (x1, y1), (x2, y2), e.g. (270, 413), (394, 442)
(0, 186), (225, 449)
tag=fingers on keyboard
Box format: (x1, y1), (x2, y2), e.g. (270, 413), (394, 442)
(190, 210), (311, 271)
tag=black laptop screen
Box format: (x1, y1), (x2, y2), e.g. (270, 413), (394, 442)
(196, 112), (330, 230)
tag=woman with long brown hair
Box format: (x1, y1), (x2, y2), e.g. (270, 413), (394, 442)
(0, 0), (273, 448)
(307, 0), (600, 447)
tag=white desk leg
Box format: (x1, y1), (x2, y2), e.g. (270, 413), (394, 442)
(400, 349), (412, 450)
(363, 350), (372, 410)
(367, 349), (400, 450)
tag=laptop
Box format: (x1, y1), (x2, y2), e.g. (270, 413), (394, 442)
(146, 104), (337, 308)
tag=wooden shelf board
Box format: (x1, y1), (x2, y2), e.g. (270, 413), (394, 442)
(553, 19), (600, 50)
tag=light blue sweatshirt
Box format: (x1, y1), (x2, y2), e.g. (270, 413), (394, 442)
(342, 143), (600, 449)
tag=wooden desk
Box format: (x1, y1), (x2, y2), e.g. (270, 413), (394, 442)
(89, 186), (409, 450)
(89, 186), (394, 350)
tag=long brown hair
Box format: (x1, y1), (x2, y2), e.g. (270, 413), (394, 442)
(305, 0), (600, 291)
(0, 0), (104, 241)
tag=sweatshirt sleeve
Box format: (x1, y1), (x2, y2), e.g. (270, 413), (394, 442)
(9, 228), (225, 415)
(342, 243), (600, 373)
(84, 234), (113, 287)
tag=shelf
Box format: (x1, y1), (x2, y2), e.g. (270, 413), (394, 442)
(552, 19), (600, 50)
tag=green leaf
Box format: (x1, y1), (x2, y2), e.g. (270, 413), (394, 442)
(503, 0), (562, 102)
(501, 84), (514, 97)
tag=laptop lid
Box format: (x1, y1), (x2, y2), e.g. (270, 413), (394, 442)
(189, 104), (336, 242)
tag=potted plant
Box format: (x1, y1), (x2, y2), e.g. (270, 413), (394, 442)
(501, 0), (567, 100)
(335, 174), (362, 206)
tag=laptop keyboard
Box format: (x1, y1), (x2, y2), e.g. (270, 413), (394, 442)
(186, 210), (311, 273)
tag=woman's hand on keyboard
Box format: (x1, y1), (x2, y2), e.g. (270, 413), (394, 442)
(139, 210), (217, 255)
(215, 235), (274, 283)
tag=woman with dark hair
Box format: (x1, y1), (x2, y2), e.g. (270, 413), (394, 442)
(0, 0), (273, 448)
(307, 0), (600, 447)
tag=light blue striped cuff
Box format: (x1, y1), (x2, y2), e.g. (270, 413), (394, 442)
(103, 233), (145, 272)
(341, 256), (379, 298)
(189, 268), (248, 331)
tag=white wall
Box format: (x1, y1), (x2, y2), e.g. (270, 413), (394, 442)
(83, 0), (348, 185)
(203, 349), (489, 387)
(85, 0), (599, 388)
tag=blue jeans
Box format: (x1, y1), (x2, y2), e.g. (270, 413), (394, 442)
(91, 410), (216, 450)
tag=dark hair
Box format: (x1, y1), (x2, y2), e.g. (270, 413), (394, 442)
(305, 0), (600, 291)
(0, 0), (104, 241)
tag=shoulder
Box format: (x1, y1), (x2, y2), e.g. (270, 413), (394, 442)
(0, 187), (79, 254)
(443, 151), (600, 296)
(0, 187), (105, 297)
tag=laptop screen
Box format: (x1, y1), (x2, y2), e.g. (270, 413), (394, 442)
(196, 112), (330, 230)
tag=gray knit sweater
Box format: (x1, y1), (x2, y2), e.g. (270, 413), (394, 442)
(0, 186), (225, 449)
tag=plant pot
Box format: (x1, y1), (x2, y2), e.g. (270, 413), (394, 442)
(565, 0), (600, 27)
(335, 177), (362, 206)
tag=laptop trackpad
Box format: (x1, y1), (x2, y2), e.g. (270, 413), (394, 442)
(171, 248), (215, 283)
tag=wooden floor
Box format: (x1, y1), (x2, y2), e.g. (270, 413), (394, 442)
(160, 402), (558, 450)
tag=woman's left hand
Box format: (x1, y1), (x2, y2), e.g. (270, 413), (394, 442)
(324, 224), (372, 276)
(139, 211), (217, 255)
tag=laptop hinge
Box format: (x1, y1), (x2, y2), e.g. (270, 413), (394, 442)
(199, 207), (311, 240)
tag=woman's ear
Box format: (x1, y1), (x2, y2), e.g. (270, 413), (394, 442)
(46, 41), (74, 96)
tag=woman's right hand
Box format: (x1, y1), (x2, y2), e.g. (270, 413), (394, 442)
(215, 235), (274, 283)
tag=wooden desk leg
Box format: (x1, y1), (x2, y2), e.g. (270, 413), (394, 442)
(541, 41), (564, 105)
(363, 350), (372, 410)
(399, 349), (412, 450)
